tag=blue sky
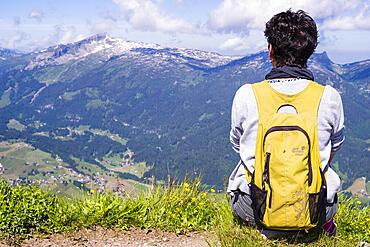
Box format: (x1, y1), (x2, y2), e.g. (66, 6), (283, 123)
(1, 0), (370, 64)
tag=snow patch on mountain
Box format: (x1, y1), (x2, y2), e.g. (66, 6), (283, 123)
(25, 34), (237, 70)
(167, 47), (238, 67)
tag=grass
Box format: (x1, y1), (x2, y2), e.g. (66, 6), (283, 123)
(199, 112), (215, 121)
(33, 65), (68, 84)
(0, 179), (368, 246)
(0, 142), (64, 180)
(106, 161), (149, 177)
(85, 99), (112, 110)
(69, 125), (128, 145)
(346, 177), (367, 195)
(0, 88), (11, 108)
(89, 128), (128, 145)
(62, 90), (81, 101)
(6, 119), (26, 132)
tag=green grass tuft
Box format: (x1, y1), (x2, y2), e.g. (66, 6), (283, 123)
(0, 180), (78, 238)
(0, 179), (368, 246)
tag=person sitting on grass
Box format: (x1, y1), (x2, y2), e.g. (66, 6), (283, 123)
(227, 9), (344, 239)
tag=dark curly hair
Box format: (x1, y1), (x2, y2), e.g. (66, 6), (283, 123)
(264, 10), (318, 68)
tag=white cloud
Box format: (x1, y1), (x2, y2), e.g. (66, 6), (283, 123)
(322, 11), (370, 30)
(219, 36), (265, 54)
(1, 32), (29, 49)
(47, 25), (85, 45)
(318, 30), (338, 46)
(29, 9), (44, 23)
(207, 0), (370, 33)
(89, 20), (117, 34)
(112, 0), (195, 33)
(219, 37), (250, 51)
(1, 26), (87, 51)
(102, 11), (118, 22)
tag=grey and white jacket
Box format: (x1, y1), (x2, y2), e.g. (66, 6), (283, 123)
(227, 79), (345, 203)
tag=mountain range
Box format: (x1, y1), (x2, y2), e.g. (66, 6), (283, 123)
(0, 34), (369, 188)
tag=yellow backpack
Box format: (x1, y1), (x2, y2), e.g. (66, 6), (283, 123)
(249, 80), (327, 231)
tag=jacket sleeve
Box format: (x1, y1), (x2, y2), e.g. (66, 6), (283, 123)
(330, 88), (345, 152)
(230, 89), (246, 153)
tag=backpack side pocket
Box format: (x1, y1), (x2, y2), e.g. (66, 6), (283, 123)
(250, 183), (267, 221)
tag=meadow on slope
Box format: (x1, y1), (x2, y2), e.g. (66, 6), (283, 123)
(0, 179), (369, 246)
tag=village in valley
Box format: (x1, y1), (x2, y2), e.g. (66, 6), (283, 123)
(0, 141), (149, 196)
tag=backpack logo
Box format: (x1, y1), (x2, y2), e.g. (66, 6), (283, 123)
(292, 146), (306, 156)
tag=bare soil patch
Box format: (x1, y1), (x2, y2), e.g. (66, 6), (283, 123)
(1, 228), (218, 247)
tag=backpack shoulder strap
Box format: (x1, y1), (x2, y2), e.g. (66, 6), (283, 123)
(252, 80), (324, 123)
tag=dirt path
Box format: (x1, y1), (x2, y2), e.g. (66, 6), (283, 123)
(2, 228), (219, 247)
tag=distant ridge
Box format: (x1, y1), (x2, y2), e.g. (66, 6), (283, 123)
(24, 34), (236, 70)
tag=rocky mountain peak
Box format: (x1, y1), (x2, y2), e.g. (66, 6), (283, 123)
(310, 51), (333, 66)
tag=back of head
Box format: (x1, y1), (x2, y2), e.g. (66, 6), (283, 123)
(264, 10), (318, 68)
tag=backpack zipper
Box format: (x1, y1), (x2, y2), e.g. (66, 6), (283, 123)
(263, 150), (273, 208)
